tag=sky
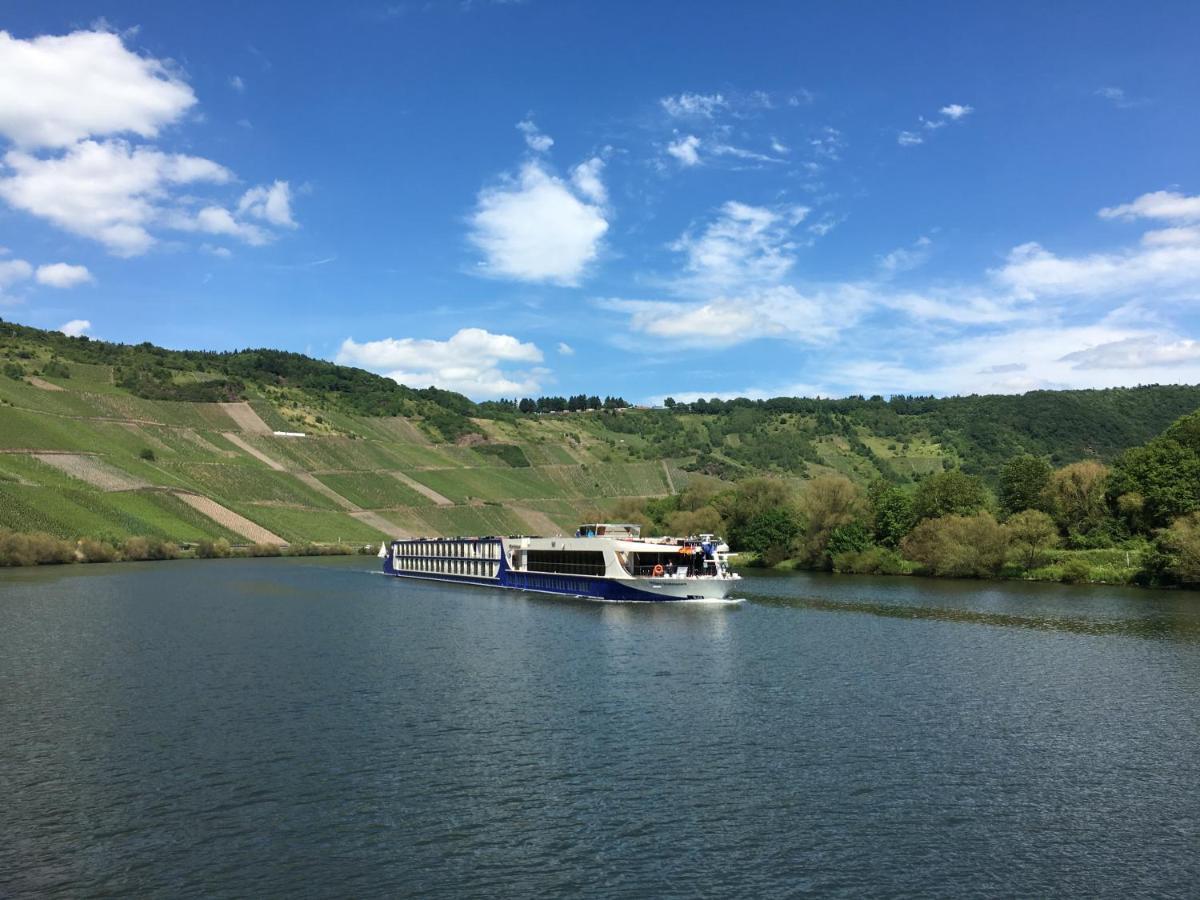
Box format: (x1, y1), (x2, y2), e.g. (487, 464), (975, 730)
(1, 1), (1199, 403)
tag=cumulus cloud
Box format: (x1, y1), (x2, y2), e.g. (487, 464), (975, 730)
(228, 75), (245, 92)
(468, 160), (608, 285)
(1099, 190), (1200, 223)
(237, 180), (297, 227)
(0, 258), (33, 288)
(59, 319), (92, 337)
(939, 103), (973, 120)
(666, 134), (702, 167)
(994, 229), (1200, 299)
(336, 328), (546, 398)
(36, 262), (93, 288)
(0, 139), (233, 255)
(0, 29), (297, 256)
(0, 29), (195, 148)
(516, 118), (553, 152)
(660, 92), (728, 118)
(897, 131), (924, 147)
(570, 158), (606, 204)
(556, 341), (574, 355)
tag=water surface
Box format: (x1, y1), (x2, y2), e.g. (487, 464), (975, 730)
(2, 558), (1197, 897)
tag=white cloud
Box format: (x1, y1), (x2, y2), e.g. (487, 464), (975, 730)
(336, 328), (546, 399)
(516, 118), (553, 152)
(228, 75), (245, 92)
(666, 134), (702, 167)
(557, 341), (574, 355)
(35, 262), (93, 288)
(770, 137), (789, 154)
(1058, 335), (1200, 369)
(0, 258), (33, 288)
(59, 319), (91, 337)
(1099, 190), (1200, 224)
(897, 131), (924, 147)
(570, 158), (606, 204)
(994, 230), (1200, 299)
(660, 92), (728, 118)
(0, 139), (233, 255)
(1095, 86), (1143, 108)
(670, 201), (808, 291)
(175, 205), (271, 245)
(468, 160), (608, 285)
(0, 29), (195, 149)
(603, 283), (870, 349)
(878, 236), (932, 275)
(237, 180), (297, 227)
(939, 104), (973, 120)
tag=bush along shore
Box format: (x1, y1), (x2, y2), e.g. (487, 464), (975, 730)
(614, 409), (1200, 590)
(0, 531), (373, 568)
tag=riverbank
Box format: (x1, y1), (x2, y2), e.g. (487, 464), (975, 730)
(0, 529), (369, 568)
(734, 544), (1171, 588)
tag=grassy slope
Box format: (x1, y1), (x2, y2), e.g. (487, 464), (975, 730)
(2, 322), (1198, 545)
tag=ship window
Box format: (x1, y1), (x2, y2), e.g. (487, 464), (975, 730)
(526, 550), (606, 577)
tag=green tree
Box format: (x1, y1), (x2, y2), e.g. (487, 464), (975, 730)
(796, 474), (867, 567)
(912, 470), (987, 521)
(868, 479), (915, 547)
(719, 477), (797, 550)
(1045, 460), (1110, 533)
(740, 508), (801, 564)
(1108, 440), (1200, 531)
(1004, 509), (1059, 568)
(901, 513), (1009, 577)
(1154, 512), (1200, 585)
(998, 454), (1052, 517)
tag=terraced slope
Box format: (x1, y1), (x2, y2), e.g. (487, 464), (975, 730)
(0, 362), (664, 544)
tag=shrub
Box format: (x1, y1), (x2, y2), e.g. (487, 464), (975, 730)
(194, 538), (232, 559)
(42, 359), (71, 379)
(248, 543), (283, 557)
(139, 448), (156, 461)
(1059, 557), (1093, 584)
(901, 512), (1009, 578)
(1155, 512), (1200, 586)
(78, 539), (119, 563)
(122, 537), (181, 561)
(1005, 509), (1059, 568)
(0, 530), (76, 566)
(3, 362), (24, 380)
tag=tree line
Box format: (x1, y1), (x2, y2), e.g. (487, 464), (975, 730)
(614, 409), (1200, 588)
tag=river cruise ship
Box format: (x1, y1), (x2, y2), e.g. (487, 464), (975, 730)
(380, 523), (740, 601)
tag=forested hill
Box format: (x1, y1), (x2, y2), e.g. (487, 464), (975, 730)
(1, 317), (1198, 548)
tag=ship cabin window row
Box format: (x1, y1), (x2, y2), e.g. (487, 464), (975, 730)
(392, 540), (500, 577)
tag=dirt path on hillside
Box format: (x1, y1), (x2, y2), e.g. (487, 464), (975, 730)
(219, 402), (273, 434)
(32, 453), (148, 491)
(293, 472), (358, 511)
(223, 432), (287, 471)
(26, 377), (64, 392)
(390, 471), (453, 506)
(173, 492), (287, 544)
(661, 460), (676, 494)
(350, 509), (408, 537)
(510, 505), (563, 536)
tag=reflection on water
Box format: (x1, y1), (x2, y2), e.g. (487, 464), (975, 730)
(739, 567), (1200, 642)
(1, 557), (1198, 898)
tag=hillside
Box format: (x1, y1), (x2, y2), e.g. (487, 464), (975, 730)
(1, 318), (1198, 546)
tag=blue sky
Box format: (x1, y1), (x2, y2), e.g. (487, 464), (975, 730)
(1, 1), (1198, 401)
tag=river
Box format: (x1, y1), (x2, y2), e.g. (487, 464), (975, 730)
(1, 557), (1197, 898)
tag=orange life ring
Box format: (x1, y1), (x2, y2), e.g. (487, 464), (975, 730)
(652, 564), (664, 577)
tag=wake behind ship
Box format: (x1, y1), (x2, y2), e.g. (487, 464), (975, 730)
(380, 523), (740, 601)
